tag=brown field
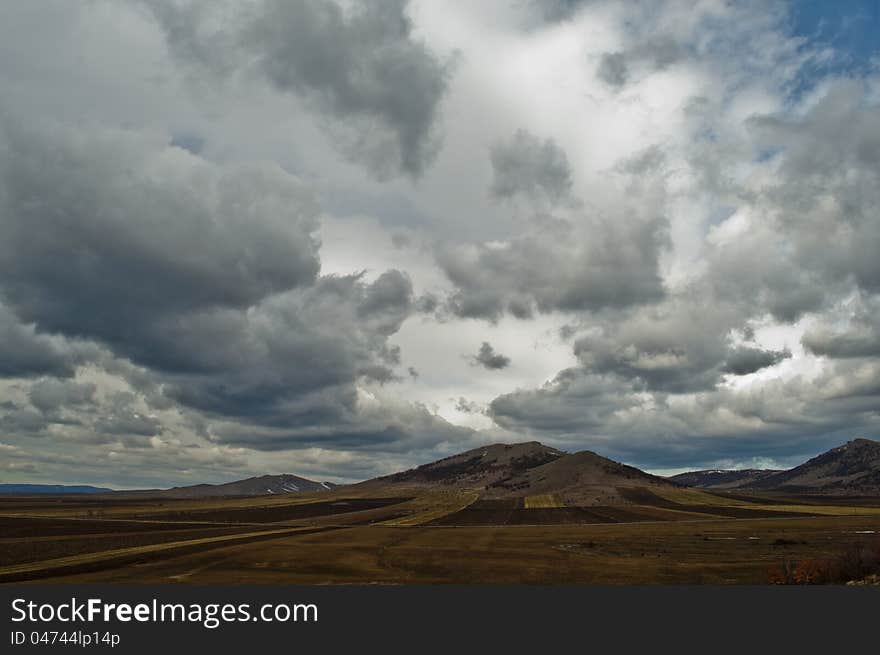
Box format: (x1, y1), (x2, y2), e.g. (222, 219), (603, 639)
(2, 488), (879, 585)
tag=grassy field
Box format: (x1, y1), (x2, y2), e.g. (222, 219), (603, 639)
(2, 488), (879, 584)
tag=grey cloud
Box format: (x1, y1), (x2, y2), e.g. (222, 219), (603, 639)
(745, 81), (880, 299)
(28, 378), (97, 414)
(454, 397), (482, 414)
(529, 0), (590, 24)
(210, 399), (473, 454)
(471, 342), (511, 370)
(694, 82), (880, 327)
(490, 129), (573, 205)
(802, 295), (880, 359)
(489, 359), (880, 470)
(438, 214), (668, 320)
(96, 415), (163, 437)
(150, 271), (414, 423)
(93, 392), (163, 438)
(148, 0), (451, 178)
(722, 346), (791, 376)
(170, 133), (205, 155)
(572, 299), (791, 393)
(597, 39), (682, 88)
(0, 304), (79, 379)
(0, 405), (48, 435)
(490, 367), (640, 434)
(0, 115), (462, 460)
(0, 119), (321, 358)
(597, 52), (629, 87)
(357, 269), (414, 334)
(484, 78), (880, 468)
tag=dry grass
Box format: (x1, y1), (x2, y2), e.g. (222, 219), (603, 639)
(30, 515), (880, 585)
(5, 488), (880, 585)
(524, 494), (562, 508)
(380, 491), (479, 526)
(651, 487), (757, 507)
(0, 526), (309, 582)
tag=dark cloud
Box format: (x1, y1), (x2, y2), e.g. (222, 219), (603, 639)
(570, 300), (763, 393)
(0, 119), (321, 359)
(0, 116), (463, 459)
(438, 214), (668, 320)
(489, 129), (573, 205)
(147, 0), (451, 178)
(471, 342), (511, 371)
(722, 346), (791, 376)
(489, 360), (880, 470)
(490, 367), (639, 434)
(209, 398), (473, 454)
(140, 271), (416, 428)
(0, 304), (80, 379)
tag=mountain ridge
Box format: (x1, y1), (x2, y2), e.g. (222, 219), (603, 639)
(671, 438), (880, 495)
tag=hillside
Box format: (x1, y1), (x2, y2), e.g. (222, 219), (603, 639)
(378, 441), (565, 488)
(669, 469), (781, 490)
(483, 449), (676, 504)
(742, 438), (880, 494)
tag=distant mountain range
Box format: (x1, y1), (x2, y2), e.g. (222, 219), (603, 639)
(668, 469), (782, 490)
(670, 438), (880, 495)
(0, 484), (113, 495)
(0, 474), (338, 498)
(151, 474), (339, 498)
(5, 437), (879, 498)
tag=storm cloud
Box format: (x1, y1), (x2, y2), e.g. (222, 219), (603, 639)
(0, 114), (463, 466)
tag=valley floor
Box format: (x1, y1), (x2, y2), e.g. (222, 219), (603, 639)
(2, 489), (879, 584)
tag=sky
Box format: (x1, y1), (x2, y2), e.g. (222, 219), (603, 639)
(0, 0), (878, 488)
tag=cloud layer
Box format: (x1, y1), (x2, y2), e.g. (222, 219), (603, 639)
(0, 0), (878, 486)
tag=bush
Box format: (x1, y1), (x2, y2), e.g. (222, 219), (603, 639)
(768, 539), (880, 584)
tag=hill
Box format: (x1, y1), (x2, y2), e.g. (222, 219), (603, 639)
(669, 469), (781, 490)
(378, 441), (565, 487)
(359, 441), (677, 505)
(0, 484), (113, 495)
(742, 438), (880, 495)
(151, 474), (338, 498)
